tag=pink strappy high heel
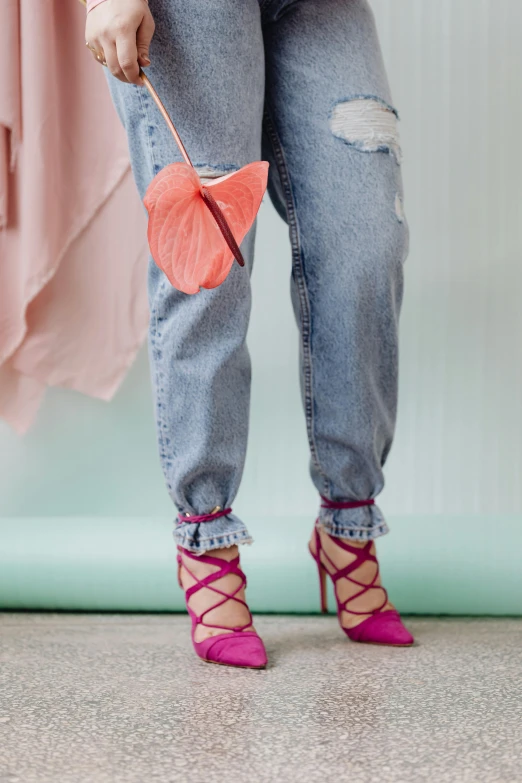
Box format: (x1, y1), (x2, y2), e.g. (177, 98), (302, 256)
(309, 498), (414, 647)
(177, 527), (267, 669)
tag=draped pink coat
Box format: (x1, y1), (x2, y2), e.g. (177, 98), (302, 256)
(0, 0), (149, 433)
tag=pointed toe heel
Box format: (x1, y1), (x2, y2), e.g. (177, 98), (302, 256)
(197, 632), (268, 669)
(178, 546), (267, 669)
(309, 515), (414, 648)
(345, 610), (414, 646)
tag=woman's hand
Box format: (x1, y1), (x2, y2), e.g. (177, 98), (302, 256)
(85, 0), (155, 85)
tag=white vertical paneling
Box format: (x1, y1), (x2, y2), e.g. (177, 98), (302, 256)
(369, 0), (522, 514)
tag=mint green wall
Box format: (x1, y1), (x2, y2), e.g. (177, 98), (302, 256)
(2, 0), (522, 612)
(1, 515), (521, 613)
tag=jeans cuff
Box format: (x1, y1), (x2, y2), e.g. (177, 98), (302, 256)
(317, 502), (389, 541)
(173, 512), (253, 554)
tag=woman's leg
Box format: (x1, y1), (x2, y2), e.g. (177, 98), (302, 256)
(261, 0), (410, 631)
(106, 0), (264, 551)
(105, 0), (266, 650)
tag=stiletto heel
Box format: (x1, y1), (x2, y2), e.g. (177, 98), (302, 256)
(177, 546), (267, 669)
(318, 563), (328, 614)
(309, 529), (328, 613)
(309, 521), (414, 647)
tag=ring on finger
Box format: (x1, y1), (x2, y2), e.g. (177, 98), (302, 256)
(85, 41), (107, 65)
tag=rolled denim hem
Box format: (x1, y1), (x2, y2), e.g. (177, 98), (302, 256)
(317, 502), (390, 542)
(174, 513), (253, 555)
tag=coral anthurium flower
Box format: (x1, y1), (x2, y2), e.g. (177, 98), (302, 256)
(144, 160), (269, 295)
(83, 63), (268, 295)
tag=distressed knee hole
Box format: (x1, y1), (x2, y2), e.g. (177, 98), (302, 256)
(194, 163), (239, 184)
(329, 97), (402, 163)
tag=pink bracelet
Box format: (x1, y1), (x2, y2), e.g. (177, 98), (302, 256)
(86, 0), (149, 11)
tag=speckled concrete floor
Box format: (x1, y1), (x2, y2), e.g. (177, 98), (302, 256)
(1, 615), (521, 783)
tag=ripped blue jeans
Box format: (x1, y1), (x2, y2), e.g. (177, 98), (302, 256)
(106, 0), (409, 554)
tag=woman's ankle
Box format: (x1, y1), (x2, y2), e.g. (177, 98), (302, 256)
(311, 524), (395, 627)
(178, 545), (255, 642)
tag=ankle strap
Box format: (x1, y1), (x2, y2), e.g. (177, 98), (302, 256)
(177, 506), (232, 525)
(320, 495), (374, 511)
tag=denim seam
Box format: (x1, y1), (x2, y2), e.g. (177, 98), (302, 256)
(175, 529), (253, 552)
(138, 85), (172, 490)
(175, 526), (251, 544)
(318, 518), (390, 541)
(262, 107), (328, 492)
(137, 85), (160, 177)
(150, 285), (172, 490)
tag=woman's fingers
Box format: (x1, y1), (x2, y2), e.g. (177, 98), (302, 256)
(86, 39), (107, 65)
(103, 39), (126, 82)
(115, 33), (141, 84)
(84, 0), (155, 83)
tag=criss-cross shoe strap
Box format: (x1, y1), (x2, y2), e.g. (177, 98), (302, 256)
(318, 534), (388, 616)
(177, 549), (253, 633)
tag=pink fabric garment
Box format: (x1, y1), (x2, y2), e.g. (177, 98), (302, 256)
(0, 0), (149, 434)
